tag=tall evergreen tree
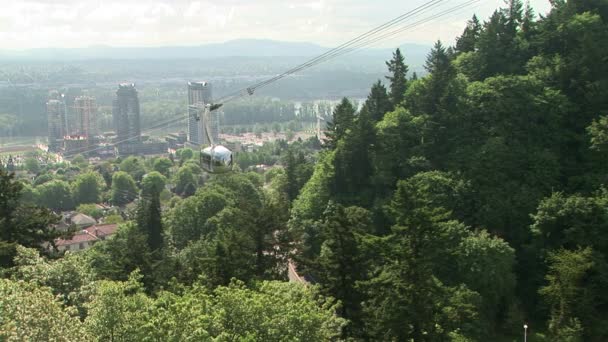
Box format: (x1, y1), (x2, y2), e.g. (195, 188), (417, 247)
(136, 195), (163, 252)
(323, 98), (356, 149)
(363, 80), (392, 122)
(521, 1), (536, 38)
(313, 203), (371, 338)
(455, 15), (481, 53)
(284, 148), (298, 202)
(331, 107), (375, 206)
(385, 48), (409, 107)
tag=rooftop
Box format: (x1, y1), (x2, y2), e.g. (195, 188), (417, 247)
(55, 223), (118, 247)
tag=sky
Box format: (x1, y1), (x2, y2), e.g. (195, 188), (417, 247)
(0, 0), (553, 50)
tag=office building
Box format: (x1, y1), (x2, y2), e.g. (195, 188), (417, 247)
(112, 83), (141, 155)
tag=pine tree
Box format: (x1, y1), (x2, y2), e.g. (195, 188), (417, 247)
(521, 1), (536, 38)
(323, 98), (356, 149)
(363, 80), (392, 122)
(314, 203), (371, 338)
(136, 195), (163, 252)
(425, 40), (455, 78)
(422, 40), (456, 116)
(385, 48), (409, 107)
(331, 106), (375, 206)
(284, 148), (298, 202)
(455, 15), (481, 53)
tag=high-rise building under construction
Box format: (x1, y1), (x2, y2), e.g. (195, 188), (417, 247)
(74, 95), (97, 143)
(187, 81), (218, 146)
(46, 91), (66, 152)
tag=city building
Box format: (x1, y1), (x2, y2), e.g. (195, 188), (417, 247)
(63, 135), (88, 156)
(165, 131), (187, 150)
(187, 81), (218, 146)
(138, 140), (169, 155)
(46, 97), (65, 152)
(73, 95), (97, 144)
(46, 90), (68, 152)
(113, 83), (141, 155)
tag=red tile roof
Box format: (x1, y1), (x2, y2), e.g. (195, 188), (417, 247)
(54, 223), (118, 247)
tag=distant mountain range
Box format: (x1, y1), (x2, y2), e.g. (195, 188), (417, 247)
(0, 39), (431, 61)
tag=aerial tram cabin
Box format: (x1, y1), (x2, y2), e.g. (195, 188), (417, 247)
(198, 103), (233, 174)
(200, 145), (233, 174)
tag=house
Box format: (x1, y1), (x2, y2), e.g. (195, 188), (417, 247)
(70, 213), (97, 228)
(54, 223), (118, 252)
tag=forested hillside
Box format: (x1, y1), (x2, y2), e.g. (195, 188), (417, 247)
(1, 0), (608, 341)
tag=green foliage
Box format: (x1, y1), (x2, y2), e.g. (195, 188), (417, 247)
(10, 246), (95, 314)
(103, 214), (124, 224)
(588, 115), (608, 151)
(36, 179), (74, 210)
(454, 230), (516, 329)
(385, 48), (409, 107)
(173, 164), (198, 195)
(24, 157), (40, 174)
(84, 272), (152, 341)
(311, 203), (372, 336)
(531, 191), (608, 252)
(32, 173), (53, 186)
(532, 190), (608, 339)
(76, 203), (103, 220)
(152, 156), (173, 177)
(88, 222), (154, 285)
(72, 171), (105, 205)
(119, 156), (146, 181)
(3, 1), (608, 339)
(323, 98), (355, 149)
(539, 248), (594, 340)
(166, 188), (232, 249)
(176, 147), (194, 164)
(71, 154), (87, 167)
(0, 169), (62, 267)
(363, 80), (393, 122)
(136, 195), (163, 252)
(455, 15), (481, 54)
(141, 171), (166, 197)
(83, 277), (345, 341)
(110, 171), (137, 206)
(0, 278), (89, 341)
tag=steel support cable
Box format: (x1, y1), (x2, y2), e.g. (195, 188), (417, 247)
(215, 0), (449, 103)
(244, 0), (447, 92)
(318, 0), (482, 63)
(218, 0), (478, 101)
(61, 0), (479, 157)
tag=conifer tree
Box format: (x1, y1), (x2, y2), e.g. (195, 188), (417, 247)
(324, 98), (355, 149)
(136, 195), (163, 252)
(363, 80), (392, 122)
(314, 203), (371, 338)
(385, 48), (409, 107)
(284, 148), (298, 202)
(455, 15), (481, 53)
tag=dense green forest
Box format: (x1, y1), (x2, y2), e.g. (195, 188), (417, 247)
(2, 0), (608, 340)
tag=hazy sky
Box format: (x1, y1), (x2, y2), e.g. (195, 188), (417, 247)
(0, 0), (552, 49)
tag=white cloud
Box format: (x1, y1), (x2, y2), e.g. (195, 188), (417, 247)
(0, 0), (554, 49)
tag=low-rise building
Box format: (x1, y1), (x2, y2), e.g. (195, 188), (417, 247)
(54, 223), (118, 252)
